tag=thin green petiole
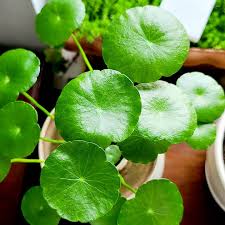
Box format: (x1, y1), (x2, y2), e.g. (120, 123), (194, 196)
(40, 137), (66, 144)
(11, 158), (45, 164)
(22, 92), (54, 120)
(71, 33), (94, 71)
(119, 174), (137, 194)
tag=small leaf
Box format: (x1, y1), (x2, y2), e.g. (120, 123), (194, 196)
(91, 196), (126, 225)
(186, 123), (216, 150)
(177, 72), (225, 123)
(55, 69), (141, 147)
(0, 101), (40, 159)
(0, 157), (11, 182)
(40, 140), (121, 222)
(118, 179), (183, 225)
(105, 145), (121, 165)
(21, 186), (60, 225)
(102, 6), (189, 83)
(0, 49), (40, 108)
(36, 0), (85, 46)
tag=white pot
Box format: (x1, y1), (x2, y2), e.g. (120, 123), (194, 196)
(205, 111), (225, 211)
(0, 0), (46, 48)
(39, 110), (165, 198)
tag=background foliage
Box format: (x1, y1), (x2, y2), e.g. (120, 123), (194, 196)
(78, 0), (225, 49)
(77, 0), (161, 42)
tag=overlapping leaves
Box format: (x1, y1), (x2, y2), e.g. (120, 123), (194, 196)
(120, 81), (197, 163)
(55, 69), (141, 148)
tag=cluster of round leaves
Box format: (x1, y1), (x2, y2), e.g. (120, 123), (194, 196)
(1, 1), (224, 225)
(177, 72), (225, 150)
(0, 49), (41, 182)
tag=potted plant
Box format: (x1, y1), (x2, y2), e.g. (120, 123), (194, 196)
(0, 0), (225, 225)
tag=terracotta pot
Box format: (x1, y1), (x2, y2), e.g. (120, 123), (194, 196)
(65, 38), (225, 69)
(185, 48), (225, 69)
(39, 110), (165, 198)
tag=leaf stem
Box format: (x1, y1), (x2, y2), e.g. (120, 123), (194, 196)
(11, 158), (45, 164)
(119, 174), (137, 194)
(71, 33), (93, 71)
(22, 92), (54, 120)
(40, 137), (66, 144)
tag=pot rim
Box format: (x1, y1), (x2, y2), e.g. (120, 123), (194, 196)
(39, 109), (165, 177)
(214, 111), (225, 188)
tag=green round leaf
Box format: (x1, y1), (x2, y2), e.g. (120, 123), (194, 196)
(55, 69), (141, 147)
(176, 72), (225, 123)
(0, 101), (40, 159)
(91, 197), (126, 225)
(41, 140), (121, 222)
(119, 130), (169, 164)
(186, 123), (216, 150)
(118, 179), (183, 225)
(0, 158), (11, 182)
(102, 6), (189, 83)
(105, 145), (121, 165)
(119, 81), (197, 163)
(22, 186), (60, 225)
(0, 49), (40, 108)
(136, 81), (197, 143)
(36, 0), (85, 46)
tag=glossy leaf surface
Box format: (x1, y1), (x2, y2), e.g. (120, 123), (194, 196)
(102, 6), (189, 83)
(187, 123), (216, 150)
(41, 140), (120, 222)
(118, 179), (183, 225)
(36, 0), (85, 46)
(0, 101), (40, 159)
(119, 130), (169, 164)
(91, 197), (125, 225)
(0, 49), (40, 107)
(177, 72), (225, 123)
(22, 186), (60, 225)
(105, 145), (121, 165)
(120, 81), (197, 163)
(55, 70), (141, 147)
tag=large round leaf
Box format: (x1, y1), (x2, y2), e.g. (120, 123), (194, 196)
(0, 49), (40, 108)
(36, 0), (85, 46)
(21, 186), (60, 225)
(120, 81), (197, 163)
(186, 123), (216, 150)
(0, 101), (40, 159)
(118, 179), (183, 225)
(55, 69), (141, 147)
(136, 81), (197, 143)
(0, 157), (11, 182)
(41, 140), (121, 222)
(91, 197), (126, 225)
(102, 6), (189, 83)
(177, 72), (225, 123)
